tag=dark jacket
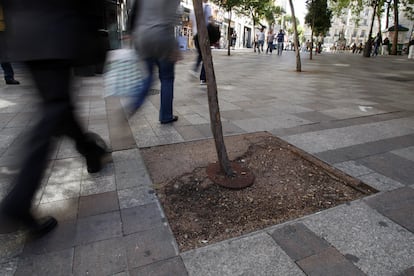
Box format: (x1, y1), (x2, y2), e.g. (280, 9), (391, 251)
(0, 0), (106, 64)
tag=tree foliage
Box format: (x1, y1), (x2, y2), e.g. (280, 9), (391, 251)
(305, 0), (333, 36)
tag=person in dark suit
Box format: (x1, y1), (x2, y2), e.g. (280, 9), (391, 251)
(0, 1), (110, 237)
(1, 62), (19, 84)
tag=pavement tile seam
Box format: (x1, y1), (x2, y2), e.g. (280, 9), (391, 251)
(301, 200), (414, 275)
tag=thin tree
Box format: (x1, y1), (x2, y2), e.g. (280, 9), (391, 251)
(391, 0), (399, 54)
(192, 0), (234, 177)
(289, 0), (302, 71)
(305, 0), (332, 59)
(363, 0), (379, 57)
(212, 0), (243, 56)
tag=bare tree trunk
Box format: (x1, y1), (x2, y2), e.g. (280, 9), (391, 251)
(363, 0), (378, 57)
(288, 0), (301, 72)
(386, 1), (390, 29)
(192, 0), (234, 177)
(227, 9), (232, 56)
(310, 29), (314, 60)
(391, 0), (399, 55)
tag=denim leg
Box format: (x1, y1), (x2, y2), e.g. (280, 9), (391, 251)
(1, 62), (14, 80)
(157, 59), (175, 122)
(130, 59), (154, 110)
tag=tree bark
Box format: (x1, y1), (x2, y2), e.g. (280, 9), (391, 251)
(310, 28), (314, 60)
(192, 0), (234, 177)
(363, 0), (377, 57)
(391, 0), (399, 55)
(289, 0), (301, 72)
(227, 9), (232, 56)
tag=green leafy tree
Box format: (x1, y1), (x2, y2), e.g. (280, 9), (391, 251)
(305, 0), (332, 59)
(238, 0), (277, 49)
(329, 0), (414, 55)
(212, 0), (244, 55)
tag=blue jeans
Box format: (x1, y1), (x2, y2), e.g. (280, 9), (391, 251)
(277, 42), (284, 55)
(132, 58), (175, 122)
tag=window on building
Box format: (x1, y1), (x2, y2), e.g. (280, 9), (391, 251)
(360, 30), (366, 38)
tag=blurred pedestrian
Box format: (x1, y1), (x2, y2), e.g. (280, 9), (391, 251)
(0, 1), (110, 237)
(372, 32), (382, 56)
(256, 28), (265, 53)
(382, 37), (390, 55)
(408, 37), (414, 59)
(189, 0), (212, 85)
(276, 29), (285, 56)
(129, 0), (181, 123)
(1, 62), (20, 84)
(231, 30), (237, 50)
(265, 29), (275, 54)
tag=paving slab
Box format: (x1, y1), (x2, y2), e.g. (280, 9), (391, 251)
(364, 187), (414, 232)
(15, 248), (73, 276)
(302, 201), (414, 275)
(78, 191), (119, 218)
(296, 246), (366, 276)
(358, 152), (414, 185)
(181, 232), (304, 276)
(75, 211), (122, 245)
(73, 237), (127, 275)
(315, 134), (414, 164)
(270, 223), (331, 261)
(358, 172), (405, 191)
(129, 256), (188, 276)
(120, 202), (166, 235)
(124, 226), (178, 269)
(283, 116), (414, 154)
(23, 220), (76, 255)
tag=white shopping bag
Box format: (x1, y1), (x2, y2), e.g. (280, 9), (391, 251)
(103, 48), (147, 97)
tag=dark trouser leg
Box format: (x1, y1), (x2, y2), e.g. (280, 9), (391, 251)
(1, 62), (14, 81)
(1, 60), (85, 216)
(194, 35), (206, 81)
(157, 59), (175, 122)
(193, 35), (202, 72)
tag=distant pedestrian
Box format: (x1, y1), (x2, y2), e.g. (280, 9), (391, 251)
(190, 0), (212, 85)
(266, 29), (275, 54)
(351, 43), (357, 54)
(408, 37), (414, 59)
(129, 0), (181, 124)
(0, 1), (110, 238)
(231, 31), (237, 50)
(276, 29), (285, 55)
(357, 43), (363, 54)
(382, 37), (390, 55)
(372, 32), (382, 56)
(1, 62), (19, 84)
(256, 28), (265, 53)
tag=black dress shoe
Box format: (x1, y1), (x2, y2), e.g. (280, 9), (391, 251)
(160, 115), (178, 124)
(0, 211), (57, 238)
(77, 132), (112, 173)
(5, 79), (20, 85)
(27, 216), (58, 239)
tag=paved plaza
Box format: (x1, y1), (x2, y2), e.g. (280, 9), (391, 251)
(0, 50), (413, 275)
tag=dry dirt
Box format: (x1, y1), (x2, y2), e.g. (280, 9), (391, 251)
(141, 132), (376, 252)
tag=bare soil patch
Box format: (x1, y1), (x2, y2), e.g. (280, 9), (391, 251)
(141, 132), (376, 252)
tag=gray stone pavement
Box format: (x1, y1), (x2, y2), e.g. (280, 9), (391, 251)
(0, 50), (413, 275)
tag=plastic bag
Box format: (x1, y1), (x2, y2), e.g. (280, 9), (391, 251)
(103, 48), (147, 98)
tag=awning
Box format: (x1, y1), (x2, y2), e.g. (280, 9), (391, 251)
(386, 24), (409, 32)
